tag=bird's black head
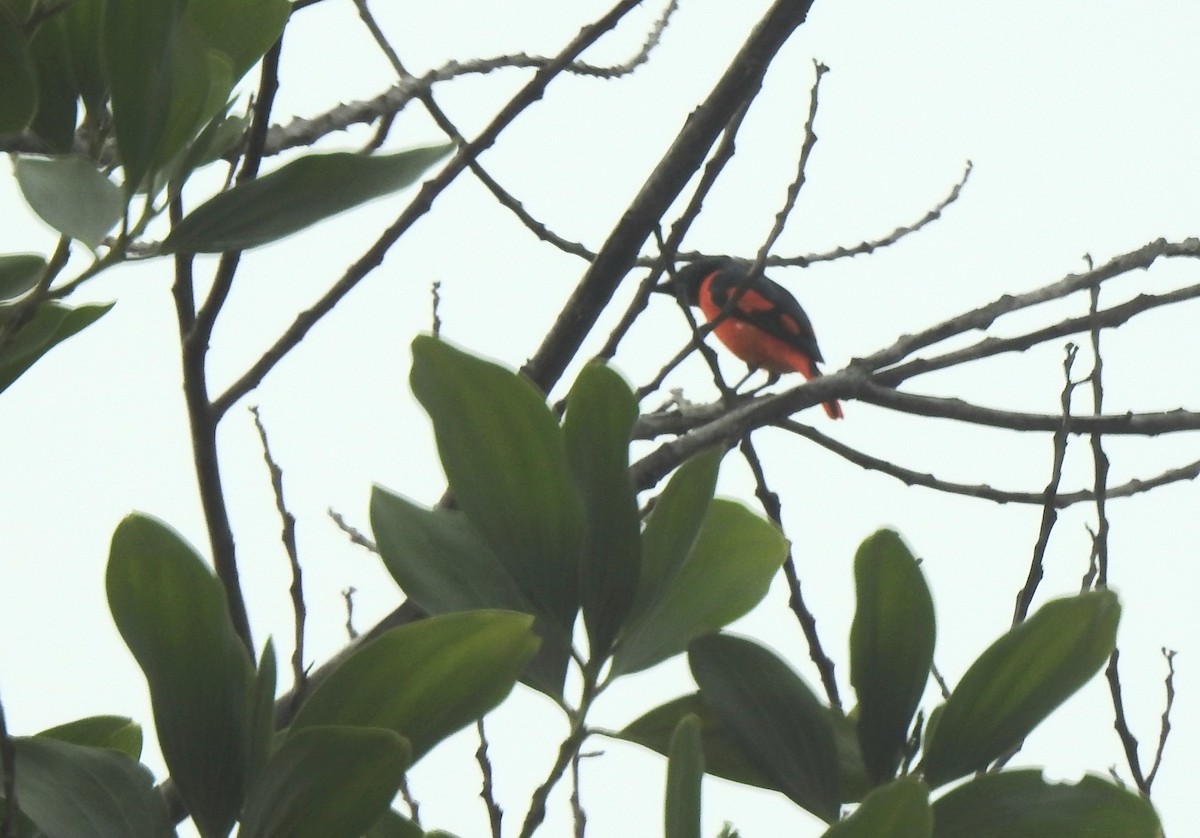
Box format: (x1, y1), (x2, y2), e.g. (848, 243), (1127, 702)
(655, 256), (744, 306)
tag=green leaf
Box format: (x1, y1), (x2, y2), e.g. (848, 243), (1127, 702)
(618, 693), (775, 792)
(102, 0), (186, 191)
(363, 809), (425, 838)
(150, 24), (230, 183)
(690, 634), (840, 823)
(369, 486), (570, 696)
(850, 530), (935, 784)
(563, 362), (641, 660)
(930, 770), (1161, 837)
(665, 714), (703, 838)
(161, 145), (454, 252)
(921, 590), (1120, 788)
(185, 0), (289, 84)
(0, 254), (46, 301)
(13, 736), (173, 838)
(106, 513), (255, 838)
(0, 301), (112, 395)
(612, 499), (785, 676)
(247, 639), (278, 793)
(0, 4), (36, 133)
(28, 16), (78, 152)
(237, 726), (409, 838)
(38, 716), (143, 761)
(409, 336), (584, 637)
(821, 777), (931, 838)
(60, 0), (107, 116)
(289, 611), (538, 764)
(627, 447), (721, 626)
(15, 155), (122, 247)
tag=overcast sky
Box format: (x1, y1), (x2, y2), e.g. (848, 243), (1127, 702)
(2, 1), (1198, 835)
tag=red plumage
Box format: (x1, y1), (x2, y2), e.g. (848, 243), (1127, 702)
(666, 257), (843, 420)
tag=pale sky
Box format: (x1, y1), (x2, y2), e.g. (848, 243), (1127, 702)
(2, 1), (1198, 835)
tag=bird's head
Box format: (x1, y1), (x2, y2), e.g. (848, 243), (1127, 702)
(653, 256), (745, 306)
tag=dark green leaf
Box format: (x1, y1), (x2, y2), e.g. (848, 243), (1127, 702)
(289, 611), (538, 764)
(850, 530), (935, 783)
(0, 5), (36, 133)
(363, 809), (425, 838)
(563, 362), (641, 660)
(689, 634), (840, 823)
(665, 714), (703, 838)
(247, 639), (278, 793)
(921, 590), (1120, 788)
(618, 693), (775, 792)
(28, 16), (78, 152)
(37, 716), (143, 761)
(0, 254), (46, 301)
(627, 447), (721, 626)
(0, 301), (112, 394)
(60, 0), (107, 115)
(13, 736), (173, 838)
(102, 0), (185, 191)
(821, 777), (931, 838)
(106, 513), (255, 838)
(369, 486), (570, 697)
(15, 155), (122, 247)
(409, 336), (584, 641)
(237, 726), (409, 838)
(831, 709), (871, 805)
(930, 770), (1161, 837)
(612, 500), (785, 676)
(185, 0), (289, 83)
(150, 24), (230, 182)
(162, 145), (453, 252)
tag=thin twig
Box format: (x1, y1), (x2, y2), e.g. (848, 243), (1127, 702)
(739, 437), (842, 709)
(328, 508), (379, 552)
(475, 719), (503, 838)
(571, 746), (587, 838)
(398, 775), (422, 826)
(212, 0), (646, 417)
(1012, 344), (1079, 625)
(1144, 648), (1176, 790)
(1105, 649), (1148, 792)
(1087, 283), (1112, 586)
(341, 588), (359, 641)
(251, 406), (306, 692)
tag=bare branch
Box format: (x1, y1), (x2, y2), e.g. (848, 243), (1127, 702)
(1145, 648), (1177, 790)
(251, 406), (306, 693)
(212, 0), (647, 416)
(1012, 345), (1080, 625)
(476, 720), (504, 838)
(1106, 649), (1148, 792)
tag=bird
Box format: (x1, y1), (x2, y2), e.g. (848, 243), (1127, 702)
(658, 256), (843, 419)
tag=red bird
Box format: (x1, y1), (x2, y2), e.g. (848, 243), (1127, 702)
(661, 256), (843, 419)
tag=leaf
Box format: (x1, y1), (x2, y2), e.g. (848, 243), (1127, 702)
(921, 590), (1120, 788)
(689, 634), (840, 823)
(930, 770), (1161, 837)
(102, 0), (186, 191)
(363, 809), (425, 838)
(0, 4), (36, 133)
(618, 693), (775, 792)
(161, 145), (454, 252)
(369, 486), (571, 696)
(106, 513), (255, 838)
(237, 726), (409, 838)
(289, 611), (538, 764)
(38, 716), (143, 761)
(612, 499), (786, 676)
(0, 254), (46, 301)
(60, 0), (107, 115)
(246, 639), (278, 793)
(409, 336), (584, 641)
(15, 155), (123, 247)
(627, 447), (721, 625)
(13, 736), (173, 838)
(562, 362), (641, 660)
(665, 714), (704, 838)
(0, 301), (112, 395)
(185, 0), (290, 83)
(28, 16), (78, 152)
(850, 530), (935, 784)
(821, 777), (932, 838)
